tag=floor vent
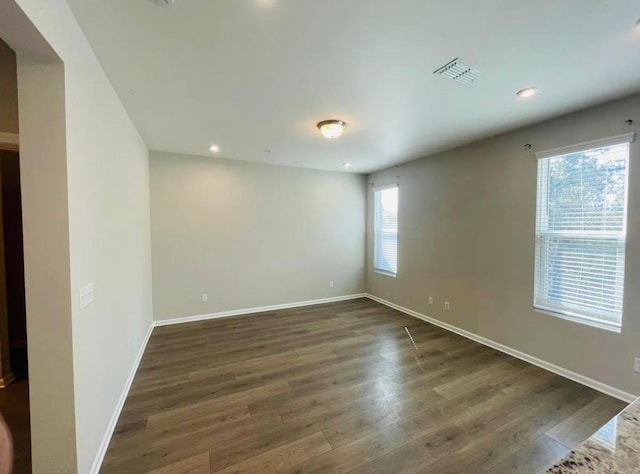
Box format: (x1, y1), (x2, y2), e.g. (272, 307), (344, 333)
(434, 58), (481, 84)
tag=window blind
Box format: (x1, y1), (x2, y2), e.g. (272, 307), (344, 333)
(374, 185), (398, 276)
(534, 137), (632, 328)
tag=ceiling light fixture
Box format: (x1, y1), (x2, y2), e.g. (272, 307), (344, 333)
(318, 120), (348, 139)
(516, 87), (539, 99)
(343, 163), (351, 168)
(208, 144), (220, 153)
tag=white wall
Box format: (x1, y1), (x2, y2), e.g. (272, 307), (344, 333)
(3, 0), (154, 472)
(367, 93), (640, 397)
(150, 151), (366, 320)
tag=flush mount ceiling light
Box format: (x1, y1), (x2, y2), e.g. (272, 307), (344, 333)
(343, 163), (351, 168)
(318, 120), (348, 139)
(516, 87), (539, 98)
(208, 144), (220, 153)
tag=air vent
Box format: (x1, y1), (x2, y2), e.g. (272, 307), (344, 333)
(434, 58), (481, 84)
(149, 0), (174, 6)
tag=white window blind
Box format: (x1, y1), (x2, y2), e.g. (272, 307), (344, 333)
(374, 185), (398, 276)
(534, 134), (633, 329)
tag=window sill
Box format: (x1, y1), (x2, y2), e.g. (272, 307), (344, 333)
(534, 307), (621, 334)
(374, 269), (397, 278)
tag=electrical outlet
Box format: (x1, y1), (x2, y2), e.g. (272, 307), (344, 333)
(634, 357), (640, 373)
(444, 301), (450, 311)
(428, 296), (433, 305)
(201, 293), (208, 303)
(329, 281), (334, 288)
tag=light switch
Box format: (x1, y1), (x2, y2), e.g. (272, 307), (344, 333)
(80, 283), (95, 309)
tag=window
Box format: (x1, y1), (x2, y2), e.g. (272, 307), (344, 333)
(374, 185), (398, 276)
(534, 133), (634, 330)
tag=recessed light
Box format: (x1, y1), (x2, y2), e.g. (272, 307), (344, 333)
(208, 144), (220, 153)
(343, 163), (351, 168)
(318, 120), (348, 139)
(516, 87), (539, 99)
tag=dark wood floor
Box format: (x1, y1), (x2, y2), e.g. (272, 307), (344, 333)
(0, 379), (31, 474)
(101, 298), (627, 474)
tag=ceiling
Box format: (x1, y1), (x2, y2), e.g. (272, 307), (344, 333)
(66, 0), (640, 173)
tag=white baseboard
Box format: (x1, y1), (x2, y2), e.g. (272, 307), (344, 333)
(90, 322), (154, 474)
(366, 293), (637, 403)
(153, 293), (367, 327)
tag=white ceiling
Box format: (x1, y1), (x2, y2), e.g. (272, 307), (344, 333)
(66, 0), (640, 173)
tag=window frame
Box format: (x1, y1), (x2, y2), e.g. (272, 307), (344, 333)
(373, 183), (399, 277)
(533, 132), (634, 332)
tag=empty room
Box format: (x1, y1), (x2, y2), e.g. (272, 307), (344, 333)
(0, 0), (640, 473)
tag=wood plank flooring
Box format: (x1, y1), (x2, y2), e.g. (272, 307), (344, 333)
(0, 379), (31, 474)
(101, 298), (627, 474)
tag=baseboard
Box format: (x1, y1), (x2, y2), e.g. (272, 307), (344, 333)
(153, 293), (367, 327)
(366, 293), (637, 403)
(89, 322), (154, 474)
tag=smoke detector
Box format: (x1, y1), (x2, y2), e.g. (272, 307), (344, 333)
(434, 58), (481, 84)
(149, 0), (174, 6)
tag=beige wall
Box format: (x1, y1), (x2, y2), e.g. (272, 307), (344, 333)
(150, 151), (366, 320)
(367, 93), (640, 397)
(18, 58), (77, 473)
(0, 38), (18, 134)
(3, 0), (154, 472)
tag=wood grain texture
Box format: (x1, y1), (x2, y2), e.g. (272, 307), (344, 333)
(100, 298), (627, 473)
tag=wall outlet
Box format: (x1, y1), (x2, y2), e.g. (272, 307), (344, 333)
(634, 357), (640, 373)
(444, 301), (450, 311)
(80, 282), (95, 310)
(428, 296), (433, 305)
(329, 280), (334, 288)
(201, 293), (208, 303)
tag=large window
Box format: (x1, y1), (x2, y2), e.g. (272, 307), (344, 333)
(374, 184), (398, 276)
(534, 134), (634, 330)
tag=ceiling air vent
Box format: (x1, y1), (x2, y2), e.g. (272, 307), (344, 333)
(434, 58), (481, 84)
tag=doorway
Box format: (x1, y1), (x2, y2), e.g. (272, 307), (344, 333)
(0, 35), (30, 474)
(0, 150), (27, 380)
